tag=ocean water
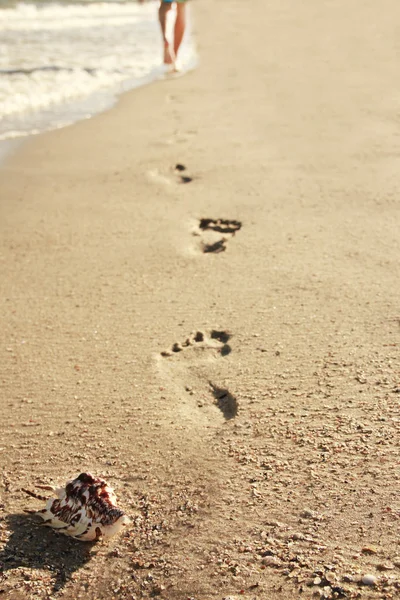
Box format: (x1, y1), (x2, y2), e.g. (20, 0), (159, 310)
(0, 0), (195, 142)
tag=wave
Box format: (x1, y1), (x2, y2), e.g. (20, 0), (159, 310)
(0, 66), (99, 76)
(0, 1), (156, 32)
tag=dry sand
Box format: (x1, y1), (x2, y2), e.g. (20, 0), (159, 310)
(1, 0), (399, 598)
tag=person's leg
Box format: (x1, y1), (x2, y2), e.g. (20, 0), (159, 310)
(158, 1), (174, 64)
(173, 2), (187, 59)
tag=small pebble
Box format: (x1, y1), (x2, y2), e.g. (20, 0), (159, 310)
(393, 557), (400, 568)
(377, 563), (394, 571)
(262, 556), (281, 567)
(300, 509), (315, 519)
(361, 574), (377, 586)
(362, 545), (378, 555)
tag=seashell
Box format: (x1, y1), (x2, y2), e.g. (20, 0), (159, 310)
(23, 472), (130, 541)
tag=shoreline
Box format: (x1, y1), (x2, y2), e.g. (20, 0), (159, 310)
(0, 0), (197, 159)
(0, 55), (197, 167)
(1, 1), (399, 599)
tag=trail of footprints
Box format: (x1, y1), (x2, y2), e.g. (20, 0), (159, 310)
(161, 330), (238, 420)
(175, 163), (243, 254)
(149, 161), (243, 252)
(158, 165), (241, 419)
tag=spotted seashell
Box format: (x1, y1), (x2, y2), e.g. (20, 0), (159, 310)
(24, 472), (130, 541)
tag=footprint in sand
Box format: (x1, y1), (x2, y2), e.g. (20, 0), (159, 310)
(174, 163), (193, 184)
(146, 163), (194, 186)
(193, 218), (242, 254)
(159, 330), (238, 420)
(161, 329), (239, 423)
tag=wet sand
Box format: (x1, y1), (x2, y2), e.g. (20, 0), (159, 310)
(1, 1), (399, 598)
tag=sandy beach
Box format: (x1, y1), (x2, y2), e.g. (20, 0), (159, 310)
(1, 0), (400, 598)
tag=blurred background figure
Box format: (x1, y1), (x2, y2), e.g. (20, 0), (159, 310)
(158, 0), (188, 70)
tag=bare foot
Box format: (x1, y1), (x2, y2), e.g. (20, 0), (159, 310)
(163, 41), (175, 66)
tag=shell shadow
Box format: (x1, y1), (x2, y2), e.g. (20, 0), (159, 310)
(0, 513), (94, 592)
